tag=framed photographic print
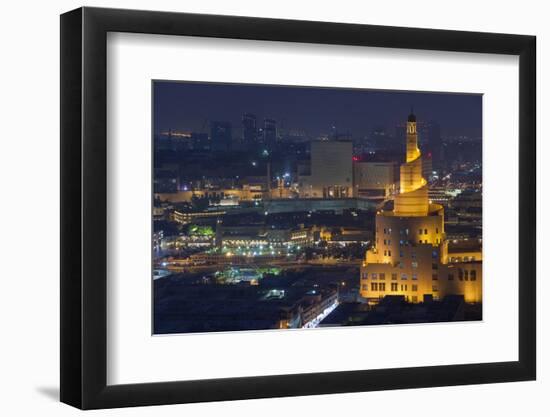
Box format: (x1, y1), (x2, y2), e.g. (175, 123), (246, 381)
(60, 6), (536, 409)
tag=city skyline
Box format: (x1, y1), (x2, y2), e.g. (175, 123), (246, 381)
(153, 81), (482, 334)
(153, 81), (483, 140)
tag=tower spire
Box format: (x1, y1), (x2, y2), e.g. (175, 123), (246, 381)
(408, 106), (416, 122)
(396, 111), (428, 215)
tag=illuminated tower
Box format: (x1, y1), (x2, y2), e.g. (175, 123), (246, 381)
(359, 111), (482, 305)
(394, 112), (429, 216)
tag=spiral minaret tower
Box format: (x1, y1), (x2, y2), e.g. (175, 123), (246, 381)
(394, 111), (429, 216)
(358, 111), (483, 305)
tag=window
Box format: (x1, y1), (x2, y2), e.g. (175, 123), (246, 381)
(371, 282), (378, 291)
(436, 228), (439, 234)
(412, 284), (418, 292)
(464, 270), (469, 281)
(400, 250), (404, 257)
(362, 272), (368, 279)
(412, 296), (418, 303)
(379, 283), (386, 291)
(391, 273), (398, 280)
(384, 250), (387, 256)
(412, 273), (418, 280)
(432, 273), (438, 281)
(470, 270), (477, 281)
(405, 228), (409, 235)
(362, 285), (368, 290)
(458, 269), (464, 281)
(419, 240), (423, 244)
(412, 261), (418, 268)
(424, 229), (428, 234)
(432, 251), (438, 259)
(388, 228), (392, 233)
(424, 240), (428, 244)
(387, 240), (391, 245)
(401, 284), (408, 291)
(379, 273), (386, 280)
(391, 283), (398, 291)
(401, 273), (407, 280)
(388, 250), (392, 257)
(432, 285), (439, 292)
(418, 229), (423, 235)
(383, 239), (387, 245)
(432, 263), (438, 270)
(448, 273), (454, 281)
(372, 273), (378, 280)
(383, 228), (387, 234)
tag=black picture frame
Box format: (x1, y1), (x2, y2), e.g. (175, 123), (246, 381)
(60, 6), (536, 410)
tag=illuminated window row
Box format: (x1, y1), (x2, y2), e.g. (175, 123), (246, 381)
(363, 283), (421, 293)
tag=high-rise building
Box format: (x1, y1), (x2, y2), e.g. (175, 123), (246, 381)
(210, 121), (232, 151)
(242, 113), (257, 145)
(191, 132), (209, 151)
(263, 118), (277, 149)
(360, 112), (482, 304)
(330, 125), (352, 142)
(369, 126), (393, 151)
(299, 140), (353, 198)
(425, 121), (443, 170)
(415, 120), (443, 170)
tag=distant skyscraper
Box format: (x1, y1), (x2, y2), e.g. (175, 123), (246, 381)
(370, 126), (387, 150)
(242, 113), (257, 145)
(330, 125), (353, 142)
(263, 118), (277, 149)
(416, 120), (442, 170)
(425, 121), (443, 170)
(191, 132), (209, 151)
(210, 121), (232, 151)
(395, 123), (406, 145)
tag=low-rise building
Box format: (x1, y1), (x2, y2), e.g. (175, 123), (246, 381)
(299, 140), (353, 198)
(353, 161), (398, 199)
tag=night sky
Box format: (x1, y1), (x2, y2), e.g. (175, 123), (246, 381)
(153, 81), (482, 139)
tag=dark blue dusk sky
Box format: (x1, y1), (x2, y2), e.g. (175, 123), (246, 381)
(153, 81), (482, 139)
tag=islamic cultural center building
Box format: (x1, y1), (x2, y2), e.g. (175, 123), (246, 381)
(360, 112), (482, 304)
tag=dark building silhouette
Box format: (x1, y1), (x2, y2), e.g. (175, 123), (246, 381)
(191, 132), (209, 151)
(370, 126), (395, 151)
(242, 113), (257, 145)
(424, 121), (443, 170)
(210, 121), (232, 151)
(263, 118), (277, 149)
